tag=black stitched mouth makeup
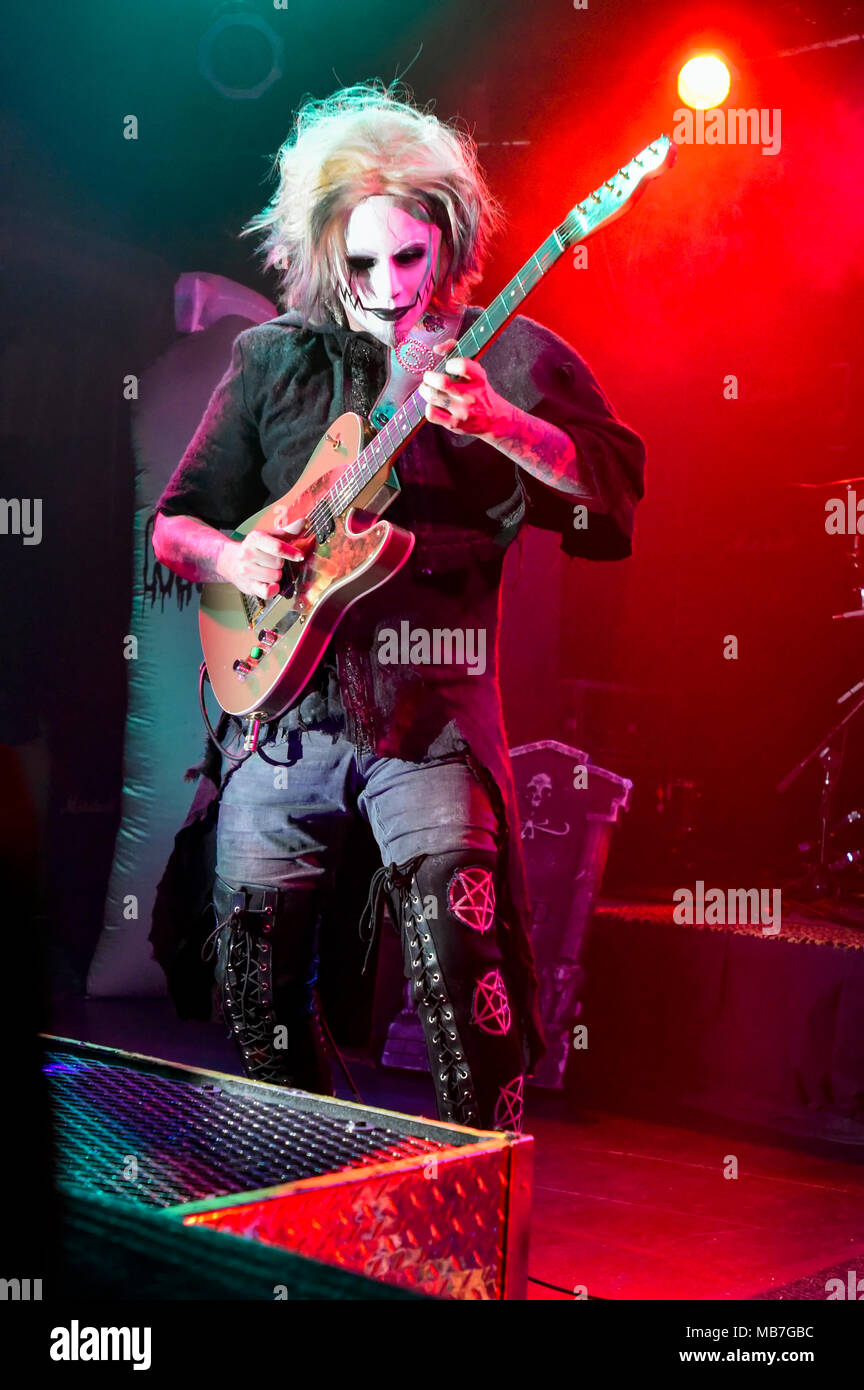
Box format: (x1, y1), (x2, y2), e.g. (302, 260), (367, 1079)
(371, 304), (414, 321)
(340, 259), (436, 323)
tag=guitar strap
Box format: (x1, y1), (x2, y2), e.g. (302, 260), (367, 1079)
(369, 307), (466, 430)
(346, 307), (466, 519)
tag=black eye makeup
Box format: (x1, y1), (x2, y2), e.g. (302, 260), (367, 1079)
(345, 244), (427, 274)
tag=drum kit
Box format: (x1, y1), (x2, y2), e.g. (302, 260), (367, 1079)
(777, 475), (864, 898)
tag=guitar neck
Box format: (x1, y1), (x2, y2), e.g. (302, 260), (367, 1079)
(319, 136), (672, 532)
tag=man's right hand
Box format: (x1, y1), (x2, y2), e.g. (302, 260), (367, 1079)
(217, 518), (310, 600)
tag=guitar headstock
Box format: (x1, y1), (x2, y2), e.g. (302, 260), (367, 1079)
(559, 135), (676, 247)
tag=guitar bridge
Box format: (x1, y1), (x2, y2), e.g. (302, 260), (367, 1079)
(240, 593), (263, 629)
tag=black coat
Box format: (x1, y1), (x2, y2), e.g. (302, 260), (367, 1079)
(149, 307), (646, 1071)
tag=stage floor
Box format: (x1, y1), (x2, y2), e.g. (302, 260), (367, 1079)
(47, 995), (864, 1302)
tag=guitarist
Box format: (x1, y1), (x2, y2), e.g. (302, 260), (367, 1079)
(152, 84), (645, 1132)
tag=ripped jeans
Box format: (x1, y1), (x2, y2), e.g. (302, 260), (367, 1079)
(214, 720), (527, 1132)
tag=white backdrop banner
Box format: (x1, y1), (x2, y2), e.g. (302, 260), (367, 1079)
(87, 273), (276, 996)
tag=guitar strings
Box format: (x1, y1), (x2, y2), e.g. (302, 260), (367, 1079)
(301, 386), (425, 538)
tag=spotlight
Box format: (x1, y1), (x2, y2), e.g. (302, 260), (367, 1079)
(677, 55), (731, 110)
(198, 5), (283, 101)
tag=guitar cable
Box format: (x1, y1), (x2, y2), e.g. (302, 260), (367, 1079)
(199, 660), (347, 777)
(197, 663), (250, 762)
(199, 661), (313, 768)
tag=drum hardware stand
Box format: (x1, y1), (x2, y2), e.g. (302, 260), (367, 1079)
(777, 712), (861, 897)
(780, 476), (864, 898)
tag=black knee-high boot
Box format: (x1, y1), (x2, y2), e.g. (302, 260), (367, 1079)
(384, 852), (527, 1133)
(210, 876), (334, 1094)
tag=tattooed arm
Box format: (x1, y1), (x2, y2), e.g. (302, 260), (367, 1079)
(420, 344), (601, 501)
(479, 398), (601, 500)
(152, 511), (309, 600)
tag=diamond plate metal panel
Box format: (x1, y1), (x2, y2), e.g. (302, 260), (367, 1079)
(41, 1036), (531, 1300)
(44, 1047), (445, 1207)
(182, 1146), (509, 1299)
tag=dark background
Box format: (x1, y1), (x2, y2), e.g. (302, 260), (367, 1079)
(1, 0), (862, 982)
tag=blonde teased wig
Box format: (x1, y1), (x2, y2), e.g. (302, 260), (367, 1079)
(241, 82), (503, 324)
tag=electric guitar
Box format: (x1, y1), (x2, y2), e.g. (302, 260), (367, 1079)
(200, 135), (675, 736)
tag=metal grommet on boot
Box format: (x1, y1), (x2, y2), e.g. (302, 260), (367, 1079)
(386, 862), (480, 1129)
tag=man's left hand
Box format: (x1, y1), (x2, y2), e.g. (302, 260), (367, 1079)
(418, 338), (510, 443)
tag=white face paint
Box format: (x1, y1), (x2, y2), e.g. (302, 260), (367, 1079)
(337, 196), (445, 348)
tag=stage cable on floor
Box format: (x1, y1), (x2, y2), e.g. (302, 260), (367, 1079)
(318, 1007), (365, 1104)
(528, 1275), (610, 1299)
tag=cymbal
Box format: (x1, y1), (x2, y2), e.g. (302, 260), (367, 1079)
(793, 476), (864, 489)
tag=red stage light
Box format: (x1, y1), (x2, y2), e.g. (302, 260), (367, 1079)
(677, 55), (731, 110)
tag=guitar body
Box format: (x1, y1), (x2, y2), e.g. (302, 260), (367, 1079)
(199, 411), (414, 718)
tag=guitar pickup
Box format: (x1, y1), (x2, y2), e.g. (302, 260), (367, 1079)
(312, 500), (336, 544)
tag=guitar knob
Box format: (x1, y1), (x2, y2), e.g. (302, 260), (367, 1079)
(257, 629), (278, 649)
(233, 659), (253, 680)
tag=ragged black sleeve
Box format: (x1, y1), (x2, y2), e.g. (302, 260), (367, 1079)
(484, 314), (646, 560)
(156, 331), (268, 532)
